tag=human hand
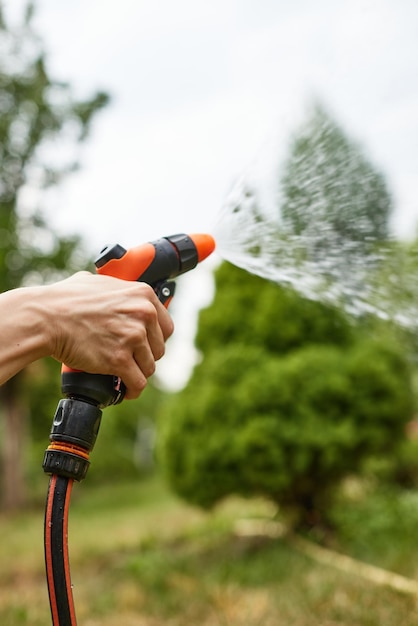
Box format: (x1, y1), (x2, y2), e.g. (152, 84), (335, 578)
(45, 272), (174, 399)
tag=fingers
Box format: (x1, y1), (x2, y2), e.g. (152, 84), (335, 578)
(144, 285), (175, 343)
(131, 288), (173, 360)
(121, 286), (175, 399)
(120, 342), (161, 400)
(121, 363), (148, 400)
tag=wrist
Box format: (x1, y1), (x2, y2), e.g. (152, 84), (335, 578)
(16, 285), (56, 358)
(0, 284), (55, 384)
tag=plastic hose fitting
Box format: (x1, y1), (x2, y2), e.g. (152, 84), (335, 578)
(42, 399), (102, 481)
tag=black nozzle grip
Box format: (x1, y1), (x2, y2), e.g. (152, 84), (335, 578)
(61, 371), (125, 407)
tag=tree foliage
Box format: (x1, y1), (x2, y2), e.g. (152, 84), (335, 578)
(0, 2), (109, 508)
(158, 105), (414, 530)
(195, 262), (353, 356)
(159, 265), (414, 528)
(0, 2), (109, 291)
(280, 102), (392, 245)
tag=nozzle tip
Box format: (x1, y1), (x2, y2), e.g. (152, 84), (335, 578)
(190, 233), (216, 263)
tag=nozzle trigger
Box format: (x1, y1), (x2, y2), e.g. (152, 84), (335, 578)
(155, 280), (176, 307)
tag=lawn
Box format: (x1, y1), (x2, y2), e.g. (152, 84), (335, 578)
(1, 475), (418, 625)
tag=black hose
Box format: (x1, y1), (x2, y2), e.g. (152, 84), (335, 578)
(44, 474), (77, 626)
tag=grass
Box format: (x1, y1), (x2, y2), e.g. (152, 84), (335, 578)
(1, 475), (418, 625)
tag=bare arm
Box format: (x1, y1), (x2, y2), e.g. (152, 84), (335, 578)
(0, 272), (174, 399)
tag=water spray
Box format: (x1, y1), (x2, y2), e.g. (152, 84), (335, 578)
(213, 174), (418, 331)
(42, 232), (215, 626)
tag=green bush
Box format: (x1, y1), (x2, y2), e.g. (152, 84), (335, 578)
(159, 339), (414, 529)
(196, 263), (353, 356)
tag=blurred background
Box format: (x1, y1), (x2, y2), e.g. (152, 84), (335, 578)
(9, 0), (418, 244)
(2, 1), (418, 625)
(6, 0), (418, 389)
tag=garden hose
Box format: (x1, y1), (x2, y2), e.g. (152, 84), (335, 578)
(44, 475), (76, 626)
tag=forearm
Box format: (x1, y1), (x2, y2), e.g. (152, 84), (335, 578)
(0, 286), (52, 384)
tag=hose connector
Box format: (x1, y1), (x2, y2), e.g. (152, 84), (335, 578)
(42, 398), (102, 481)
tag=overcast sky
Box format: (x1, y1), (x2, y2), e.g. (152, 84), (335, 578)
(7, 0), (418, 387)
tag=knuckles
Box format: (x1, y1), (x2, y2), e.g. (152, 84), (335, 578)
(135, 299), (158, 324)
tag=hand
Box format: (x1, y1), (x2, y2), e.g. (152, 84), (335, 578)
(46, 272), (174, 399)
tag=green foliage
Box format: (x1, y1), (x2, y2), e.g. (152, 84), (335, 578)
(330, 485), (418, 576)
(159, 331), (413, 527)
(159, 102), (413, 530)
(196, 262), (353, 355)
(280, 102), (392, 245)
(367, 238), (418, 349)
(0, 2), (110, 291)
(90, 381), (168, 483)
(4, 477), (418, 625)
(25, 357), (62, 438)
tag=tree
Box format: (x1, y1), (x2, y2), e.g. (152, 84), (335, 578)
(0, 3), (109, 509)
(278, 103), (394, 319)
(159, 264), (414, 530)
(280, 102), (391, 245)
(158, 106), (414, 531)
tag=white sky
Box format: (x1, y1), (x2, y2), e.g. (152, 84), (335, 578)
(5, 0), (418, 388)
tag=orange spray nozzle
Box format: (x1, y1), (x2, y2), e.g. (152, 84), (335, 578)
(189, 233), (216, 263)
(95, 232), (216, 285)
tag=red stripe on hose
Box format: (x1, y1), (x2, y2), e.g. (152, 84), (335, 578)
(45, 475), (60, 626)
(63, 479), (77, 624)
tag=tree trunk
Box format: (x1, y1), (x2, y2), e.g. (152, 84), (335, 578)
(0, 373), (27, 510)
